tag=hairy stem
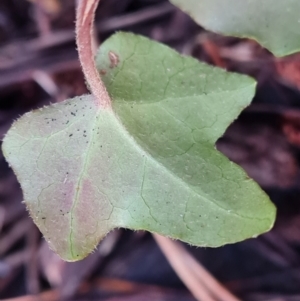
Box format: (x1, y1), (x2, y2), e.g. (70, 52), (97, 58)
(76, 0), (111, 108)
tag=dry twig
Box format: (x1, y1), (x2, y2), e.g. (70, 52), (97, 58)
(153, 234), (241, 301)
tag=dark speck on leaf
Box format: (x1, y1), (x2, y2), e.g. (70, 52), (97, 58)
(71, 112), (76, 116)
(69, 134), (73, 137)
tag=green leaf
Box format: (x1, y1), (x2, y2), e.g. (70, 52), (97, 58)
(2, 33), (276, 261)
(170, 0), (300, 57)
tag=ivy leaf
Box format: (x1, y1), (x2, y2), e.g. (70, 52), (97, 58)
(2, 33), (276, 261)
(170, 0), (300, 57)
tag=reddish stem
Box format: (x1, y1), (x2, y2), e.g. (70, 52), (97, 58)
(76, 0), (111, 108)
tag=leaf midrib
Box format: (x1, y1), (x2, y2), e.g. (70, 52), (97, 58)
(68, 107), (100, 258)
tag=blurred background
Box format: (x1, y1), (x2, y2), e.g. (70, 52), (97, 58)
(1, 0), (300, 300)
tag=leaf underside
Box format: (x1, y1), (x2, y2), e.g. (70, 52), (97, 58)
(2, 33), (276, 261)
(170, 0), (300, 57)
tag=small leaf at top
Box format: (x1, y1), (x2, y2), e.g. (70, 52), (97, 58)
(2, 32), (276, 261)
(170, 0), (300, 57)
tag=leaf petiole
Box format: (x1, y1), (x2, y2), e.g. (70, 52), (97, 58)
(76, 0), (111, 108)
